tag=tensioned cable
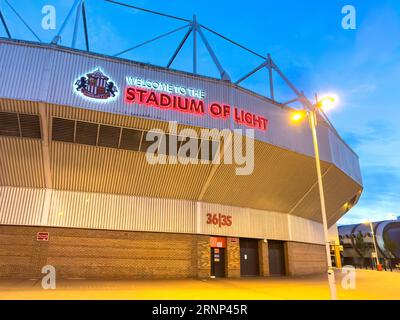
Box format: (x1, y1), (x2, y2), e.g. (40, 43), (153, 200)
(105, 0), (191, 22)
(105, 0), (266, 60)
(4, 0), (41, 42)
(200, 24), (266, 60)
(0, 9), (11, 38)
(114, 24), (190, 57)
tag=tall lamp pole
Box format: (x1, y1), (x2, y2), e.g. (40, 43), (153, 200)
(364, 220), (380, 270)
(291, 94), (338, 300)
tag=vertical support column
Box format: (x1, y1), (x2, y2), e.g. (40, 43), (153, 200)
(284, 241), (292, 276)
(258, 239), (269, 276)
(39, 103), (52, 226)
(334, 245), (342, 269)
(38, 103), (52, 189)
(196, 201), (202, 234)
(226, 237), (240, 278)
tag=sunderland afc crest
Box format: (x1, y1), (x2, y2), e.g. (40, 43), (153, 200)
(74, 69), (118, 100)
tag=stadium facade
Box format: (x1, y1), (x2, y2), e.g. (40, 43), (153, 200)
(0, 38), (362, 279)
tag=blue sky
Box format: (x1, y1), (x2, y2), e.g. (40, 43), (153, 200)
(1, 0), (399, 225)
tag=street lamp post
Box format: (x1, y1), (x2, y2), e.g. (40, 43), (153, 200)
(365, 220), (381, 270)
(291, 95), (338, 300)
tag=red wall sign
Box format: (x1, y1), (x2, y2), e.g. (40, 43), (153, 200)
(210, 237), (227, 248)
(36, 232), (49, 242)
(125, 87), (268, 131)
(206, 213), (232, 227)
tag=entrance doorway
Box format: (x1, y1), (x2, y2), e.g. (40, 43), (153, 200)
(240, 238), (259, 276)
(209, 237), (227, 278)
(268, 240), (286, 276)
(211, 247), (226, 277)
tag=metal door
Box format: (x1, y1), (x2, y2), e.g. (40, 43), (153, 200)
(240, 238), (260, 276)
(211, 248), (226, 277)
(268, 240), (286, 276)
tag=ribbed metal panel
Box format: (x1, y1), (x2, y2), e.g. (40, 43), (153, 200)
(289, 215), (324, 244)
(48, 190), (196, 233)
(0, 186), (325, 244)
(0, 40), (362, 186)
(328, 129), (362, 184)
(0, 102), (362, 224)
(230, 86), (315, 157)
(201, 139), (330, 213)
(0, 98), (38, 114)
(291, 166), (361, 224)
(0, 43), (50, 100)
(199, 202), (291, 240)
(49, 103), (219, 141)
(0, 137), (45, 187)
(0, 186), (45, 225)
(51, 141), (213, 198)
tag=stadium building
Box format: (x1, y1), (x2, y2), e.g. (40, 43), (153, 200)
(0, 4), (363, 280)
(339, 218), (400, 269)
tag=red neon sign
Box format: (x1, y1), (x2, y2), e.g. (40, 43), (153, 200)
(125, 87), (205, 116)
(124, 87), (268, 131)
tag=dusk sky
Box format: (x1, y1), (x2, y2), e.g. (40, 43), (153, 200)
(1, 0), (399, 225)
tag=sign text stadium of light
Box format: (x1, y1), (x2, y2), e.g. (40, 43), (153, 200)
(125, 77), (268, 132)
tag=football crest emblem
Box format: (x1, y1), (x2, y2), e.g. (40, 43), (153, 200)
(74, 69), (118, 100)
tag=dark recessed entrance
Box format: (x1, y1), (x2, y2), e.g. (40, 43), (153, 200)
(268, 240), (286, 276)
(240, 238), (259, 276)
(211, 247), (226, 278)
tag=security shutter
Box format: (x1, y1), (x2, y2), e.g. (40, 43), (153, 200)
(0, 112), (19, 137)
(52, 118), (75, 143)
(119, 128), (142, 151)
(19, 114), (41, 139)
(98, 125), (121, 149)
(75, 121), (98, 146)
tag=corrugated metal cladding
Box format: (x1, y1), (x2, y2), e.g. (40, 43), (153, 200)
(0, 137), (45, 187)
(201, 139), (331, 213)
(290, 166), (361, 224)
(0, 101), (361, 224)
(200, 202), (291, 241)
(51, 142), (214, 198)
(289, 215), (324, 244)
(0, 98), (38, 114)
(0, 187), (45, 225)
(0, 186), (324, 244)
(0, 39), (361, 185)
(48, 189), (197, 234)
